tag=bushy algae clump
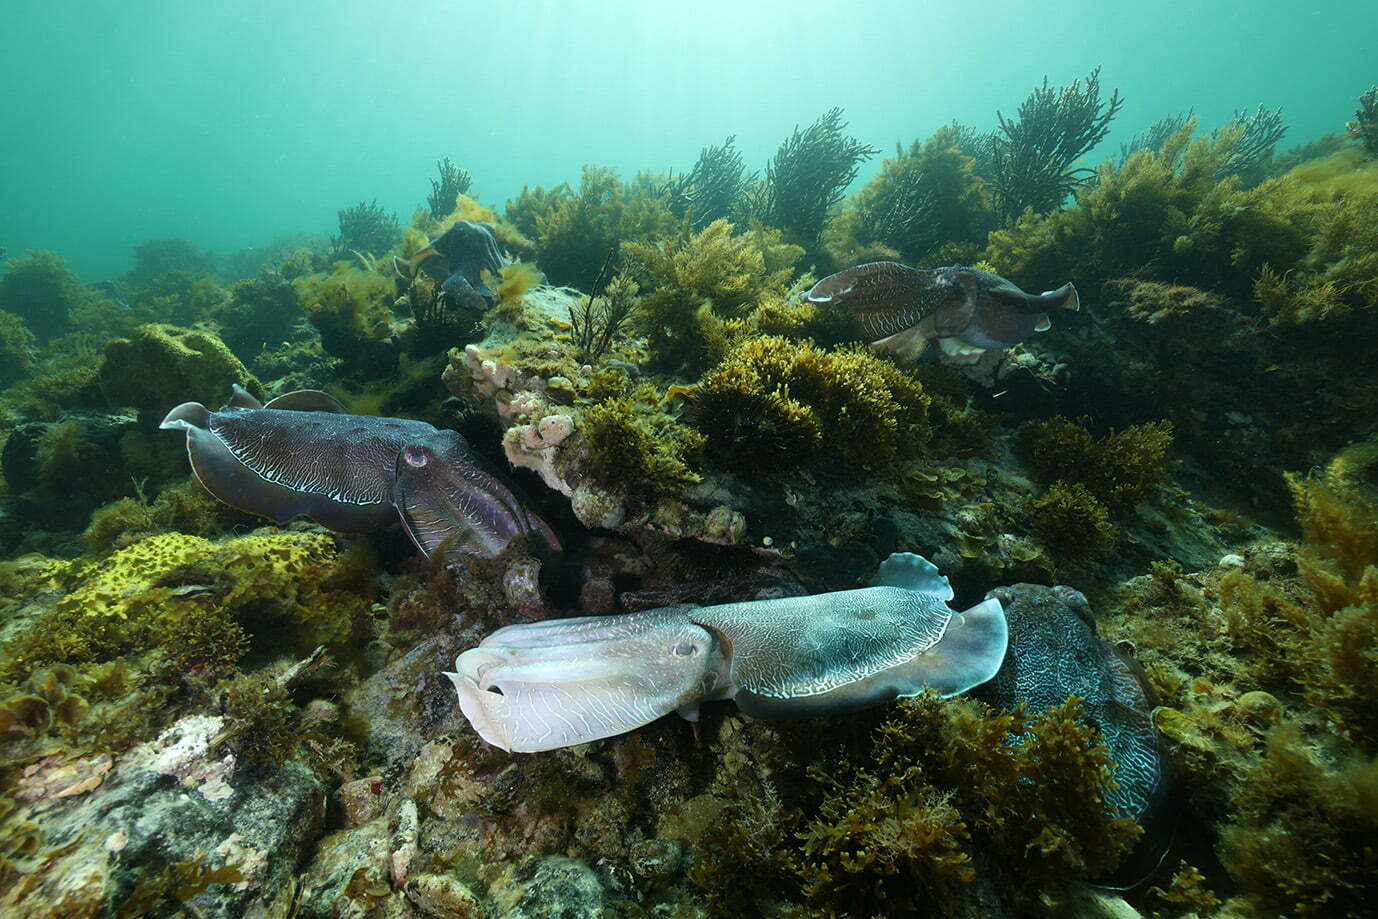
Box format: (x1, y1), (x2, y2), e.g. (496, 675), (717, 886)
(624, 219), (804, 372)
(1098, 438), (1378, 918)
(691, 694), (1138, 916)
(0, 310), (36, 386)
(293, 263), (397, 374)
(693, 335), (930, 474)
(1018, 415), (1173, 511)
(507, 166), (678, 288)
(0, 250), (97, 342)
(830, 125), (996, 267)
(1, 530), (373, 681)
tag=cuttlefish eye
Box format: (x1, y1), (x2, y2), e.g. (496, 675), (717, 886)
(670, 641), (700, 657)
(403, 448), (429, 468)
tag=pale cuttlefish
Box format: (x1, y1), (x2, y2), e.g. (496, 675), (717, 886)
(804, 262), (1079, 363)
(393, 220), (505, 312)
(160, 386), (559, 559)
(446, 553), (1007, 753)
(978, 583), (1172, 887)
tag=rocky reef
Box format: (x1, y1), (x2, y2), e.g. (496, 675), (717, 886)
(2, 79), (1377, 918)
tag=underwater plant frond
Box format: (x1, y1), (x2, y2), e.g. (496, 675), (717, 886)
(329, 199), (400, 261)
(836, 126), (997, 265)
(1347, 86), (1378, 158)
(988, 67), (1124, 219)
(1118, 110), (1195, 166)
(668, 135), (754, 230)
(692, 335), (929, 474)
(759, 108), (878, 254)
(1213, 105), (1288, 184)
(626, 219), (804, 372)
(530, 166), (678, 288)
(568, 249), (638, 362)
(427, 156), (473, 217)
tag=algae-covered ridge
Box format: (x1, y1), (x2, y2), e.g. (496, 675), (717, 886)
(1, 73), (1378, 919)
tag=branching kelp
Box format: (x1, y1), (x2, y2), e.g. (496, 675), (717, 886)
(427, 157), (473, 217)
(837, 126), (996, 264)
(758, 108), (878, 255)
(1213, 105), (1288, 184)
(1119, 111), (1195, 166)
(569, 251), (638, 362)
(329, 199), (401, 260)
(987, 67), (1123, 219)
(1347, 86), (1378, 157)
(669, 135), (753, 230)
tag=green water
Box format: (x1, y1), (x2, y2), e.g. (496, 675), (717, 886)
(2, 0), (1372, 281)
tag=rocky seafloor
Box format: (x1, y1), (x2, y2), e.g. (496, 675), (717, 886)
(3, 90), (1378, 919)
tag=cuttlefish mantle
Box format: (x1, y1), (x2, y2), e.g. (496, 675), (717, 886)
(446, 553), (1007, 753)
(160, 385), (559, 560)
(805, 261), (1079, 363)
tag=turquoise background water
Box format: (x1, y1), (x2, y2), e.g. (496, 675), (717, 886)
(2, 0), (1373, 281)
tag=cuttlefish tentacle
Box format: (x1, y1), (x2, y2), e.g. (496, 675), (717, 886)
(161, 389), (559, 559)
(447, 553), (1007, 752)
(805, 262), (1078, 363)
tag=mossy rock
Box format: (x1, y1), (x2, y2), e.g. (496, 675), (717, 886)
(0, 250), (91, 341)
(97, 323), (262, 420)
(1, 528), (374, 683)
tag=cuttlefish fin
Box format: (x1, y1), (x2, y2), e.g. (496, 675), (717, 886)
(1023, 282), (1078, 314)
(869, 552), (954, 601)
(227, 384), (262, 410)
(896, 597), (1007, 696)
(871, 316), (936, 362)
(161, 401), (212, 431)
(982, 280), (1080, 317)
(262, 389), (347, 413)
(731, 596), (1007, 719)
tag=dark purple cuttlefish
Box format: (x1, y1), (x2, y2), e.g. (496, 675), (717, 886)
(161, 386), (559, 559)
(392, 220), (505, 312)
(805, 262), (1079, 363)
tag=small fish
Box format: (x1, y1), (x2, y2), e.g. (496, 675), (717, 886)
(88, 281), (133, 310)
(805, 262), (1079, 363)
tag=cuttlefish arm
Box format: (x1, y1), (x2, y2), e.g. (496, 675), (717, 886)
(393, 430), (562, 559)
(447, 554), (1008, 752)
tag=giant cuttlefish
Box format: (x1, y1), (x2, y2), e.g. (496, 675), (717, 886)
(446, 553), (1008, 752)
(804, 262), (1079, 363)
(161, 386), (559, 559)
(978, 583), (1172, 888)
(393, 220), (505, 312)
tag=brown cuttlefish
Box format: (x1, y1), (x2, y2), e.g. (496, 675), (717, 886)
(804, 261), (1079, 363)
